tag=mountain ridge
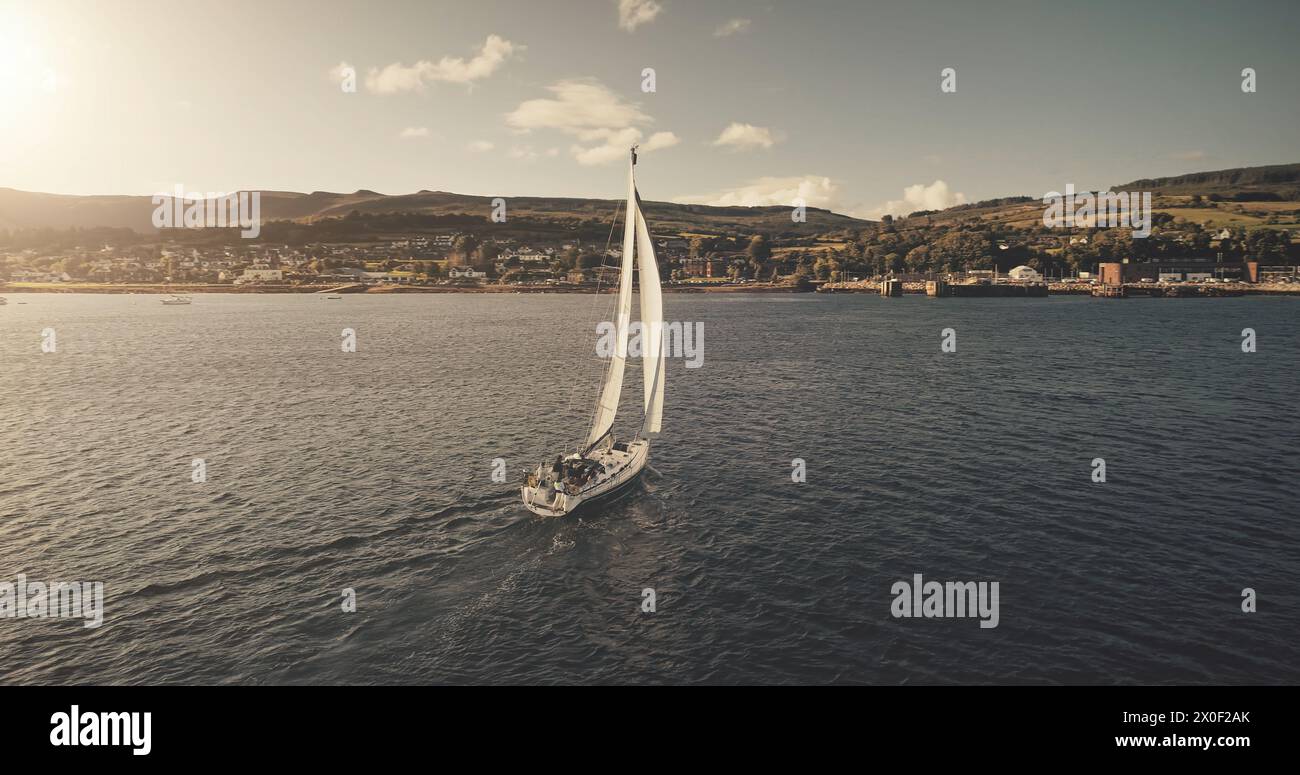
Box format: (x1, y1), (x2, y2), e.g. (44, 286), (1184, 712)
(1112, 163), (1300, 195)
(0, 186), (869, 235)
(3, 162), (1298, 235)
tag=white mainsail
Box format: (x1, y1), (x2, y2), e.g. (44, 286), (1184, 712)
(635, 201), (665, 435)
(585, 156), (638, 447)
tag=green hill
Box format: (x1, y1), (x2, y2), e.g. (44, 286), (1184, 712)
(0, 187), (868, 237)
(1113, 163), (1300, 198)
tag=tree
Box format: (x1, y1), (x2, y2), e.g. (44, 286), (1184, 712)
(746, 234), (772, 264)
(904, 245), (931, 273)
(451, 234), (480, 267)
(726, 258), (748, 280)
(560, 245), (579, 270)
(813, 255), (841, 281)
(929, 231), (993, 271)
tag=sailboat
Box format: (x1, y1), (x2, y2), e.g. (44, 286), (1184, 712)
(521, 147), (665, 517)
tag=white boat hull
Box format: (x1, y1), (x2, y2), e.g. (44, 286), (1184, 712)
(521, 440), (649, 517)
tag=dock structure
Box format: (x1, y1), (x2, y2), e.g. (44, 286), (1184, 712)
(880, 279), (904, 297)
(1091, 283), (1245, 299)
(925, 280), (1048, 298)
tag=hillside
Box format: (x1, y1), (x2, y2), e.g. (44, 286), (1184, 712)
(0, 187), (869, 236)
(893, 164), (1300, 233)
(1112, 163), (1300, 197)
(4, 162), (1298, 240)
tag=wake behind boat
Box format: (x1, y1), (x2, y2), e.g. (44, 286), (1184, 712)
(161, 293), (191, 305)
(521, 147), (665, 517)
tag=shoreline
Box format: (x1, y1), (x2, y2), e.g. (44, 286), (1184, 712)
(0, 282), (812, 295)
(3, 281), (1298, 296)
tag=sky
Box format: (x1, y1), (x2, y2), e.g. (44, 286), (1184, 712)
(2, 0), (1298, 218)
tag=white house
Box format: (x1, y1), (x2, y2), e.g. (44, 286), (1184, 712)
(449, 267), (486, 279)
(1007, 265), (1043, 282)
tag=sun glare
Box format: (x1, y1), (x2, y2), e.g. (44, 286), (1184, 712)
(0, 9), (51, 110)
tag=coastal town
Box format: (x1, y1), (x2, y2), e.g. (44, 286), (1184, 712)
(4, 168), (1300, 296)
(0, 231), (711, 290)
(3, 218), (1298, 296)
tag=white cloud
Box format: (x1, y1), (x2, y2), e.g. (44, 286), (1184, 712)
(712, 122), (778, 151)
(467, 140), (495, 152)
(674, 176), (840, 210)
(618, 0), (663, 32)
(642, 131), (680, 152)
(400, 127), (430, 139)
(713, 18), (751, 37)
(570, 129), (679, 166)
(506, 79), (649, 134)
(862, 180), (967, 219)
(507, 79), (676, 165)
(572, 129), (641, 166)
(365, 35), (519, 94)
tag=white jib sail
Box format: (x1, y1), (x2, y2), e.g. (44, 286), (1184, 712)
(586, 158), (638, 447)
(635, 197), (665, 435)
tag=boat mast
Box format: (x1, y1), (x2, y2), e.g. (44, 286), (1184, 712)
(581, 147), (639, 456)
